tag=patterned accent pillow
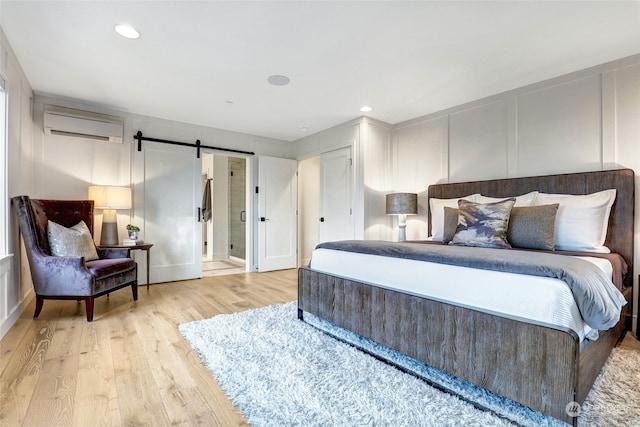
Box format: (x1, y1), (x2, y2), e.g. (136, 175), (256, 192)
(47, 220), (99, 261)
(450, 198), (516, 249)
(429, 194), (480, 241)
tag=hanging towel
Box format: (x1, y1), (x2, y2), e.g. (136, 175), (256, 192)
(202, 179), (212, 222)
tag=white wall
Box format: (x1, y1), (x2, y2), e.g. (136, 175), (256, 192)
(4, 17), (639, 337)
(1, 27), (34, 339)
(125, 113), (294, 274)
(361, 120), (393, 241)
(298, 156), (320, 266)
(392, 115), (448, 240)
(392, 54), (640, 329)
(295, 117), (392, 243)
(295, 118), (361, 248)
(2, 68), (295, 336)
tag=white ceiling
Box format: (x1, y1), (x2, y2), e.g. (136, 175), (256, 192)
(1, 1), (639, 142)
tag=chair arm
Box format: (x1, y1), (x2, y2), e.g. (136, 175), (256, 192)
(97, 248), (131, 259)
(29, 254), (94, 296)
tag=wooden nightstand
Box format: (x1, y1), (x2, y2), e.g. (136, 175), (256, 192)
(99, 243), (154, 291)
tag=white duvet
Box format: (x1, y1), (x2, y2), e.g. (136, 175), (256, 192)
(309, 248), (617, 341)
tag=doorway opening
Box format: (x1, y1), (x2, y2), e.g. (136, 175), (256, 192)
(201, 153), (247, 276)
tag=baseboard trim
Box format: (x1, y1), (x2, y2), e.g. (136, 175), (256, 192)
(0, 289), (34, 340)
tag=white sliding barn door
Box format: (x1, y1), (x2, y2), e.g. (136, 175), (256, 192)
(258, 156), (298, 272)
(319, 146), (354, 243)
(134, 141), (202, 283)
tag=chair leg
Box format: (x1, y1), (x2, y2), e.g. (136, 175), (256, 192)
(131, 282), (138, 301)
(85, 297), (94, 322)
(34, 297), (44, 318)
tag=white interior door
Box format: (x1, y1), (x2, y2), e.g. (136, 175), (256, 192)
(258, 156), (297, 272)
(134, 141), (202, 283)
(319, 146), (354, 243)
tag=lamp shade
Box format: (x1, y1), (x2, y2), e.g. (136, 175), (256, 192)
(88, 186), (132, 209)
(386, 193), (418, 215)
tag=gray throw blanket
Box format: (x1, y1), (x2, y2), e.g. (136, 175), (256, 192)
(315, 240), (627, 330)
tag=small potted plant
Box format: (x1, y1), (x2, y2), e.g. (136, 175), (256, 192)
(126, 224), (140, 240)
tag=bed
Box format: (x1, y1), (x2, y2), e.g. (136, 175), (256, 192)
(297, 168), (635, 425)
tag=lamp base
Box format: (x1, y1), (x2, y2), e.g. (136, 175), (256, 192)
(100, 209), (119, 245)
(396, 214), (408, 242)
(397, 224), (407, 242)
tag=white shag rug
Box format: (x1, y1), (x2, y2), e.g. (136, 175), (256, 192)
(179, 302), (640, 427)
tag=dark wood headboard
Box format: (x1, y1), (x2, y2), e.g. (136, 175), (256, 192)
(428, 168), (635, 289)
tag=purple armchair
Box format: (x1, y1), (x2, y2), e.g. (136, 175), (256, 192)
(12, 195), (138, 321)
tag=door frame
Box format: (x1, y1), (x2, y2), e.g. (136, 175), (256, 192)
(202, 149), (254, 273)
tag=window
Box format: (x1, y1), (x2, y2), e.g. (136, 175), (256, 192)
(0, 76), (6, 257)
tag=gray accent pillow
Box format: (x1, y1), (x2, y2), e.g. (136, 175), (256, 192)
(442, 206), (459, 243)
(507, 204), (559, 250)
(47, 220), (99, 260)
(450, 198), (516, 249)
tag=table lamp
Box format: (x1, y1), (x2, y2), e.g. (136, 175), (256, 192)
(88, 185), (132, 245)
(386, 192), (418, 242)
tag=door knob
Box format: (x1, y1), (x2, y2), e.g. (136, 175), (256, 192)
(320, 217), (325, 222)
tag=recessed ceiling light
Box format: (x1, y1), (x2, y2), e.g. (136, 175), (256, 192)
(115, 24), (140, 39)
(300, 126), (309, 132)
(267, 75), (290, 86)
(360, 106), (373, 112)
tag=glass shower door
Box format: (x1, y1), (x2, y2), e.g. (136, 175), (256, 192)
(229, 157), (246, 260)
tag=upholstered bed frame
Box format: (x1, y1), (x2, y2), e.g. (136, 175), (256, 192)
(298, 168), (635, 425)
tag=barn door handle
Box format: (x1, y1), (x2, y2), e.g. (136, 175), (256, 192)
(198, 207), (202, 222)
(240, 211), (246, 222)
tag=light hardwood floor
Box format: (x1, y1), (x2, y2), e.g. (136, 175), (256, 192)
(1, 269), (639, 426)
(0, 269), (298, 427)
(201, 259), (246, 277)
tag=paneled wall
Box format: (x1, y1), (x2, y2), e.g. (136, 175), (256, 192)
(392, 54), (640, 327)
(392, 55), (640, 241)
(516, 76), (603, 176)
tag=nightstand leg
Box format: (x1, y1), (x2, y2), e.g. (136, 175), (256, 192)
(146, 249), (150, 291)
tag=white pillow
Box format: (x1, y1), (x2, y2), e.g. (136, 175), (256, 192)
(476, 191), (538, 207)
(47, 220), (99, 261)
(535, 189), (617, 253)
(429, 194), (479, 241)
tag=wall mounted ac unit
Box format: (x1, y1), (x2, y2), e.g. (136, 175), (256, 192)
(43, 107), (124, 143)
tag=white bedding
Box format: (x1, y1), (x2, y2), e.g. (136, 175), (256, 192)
(309, 248), (616, 341)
